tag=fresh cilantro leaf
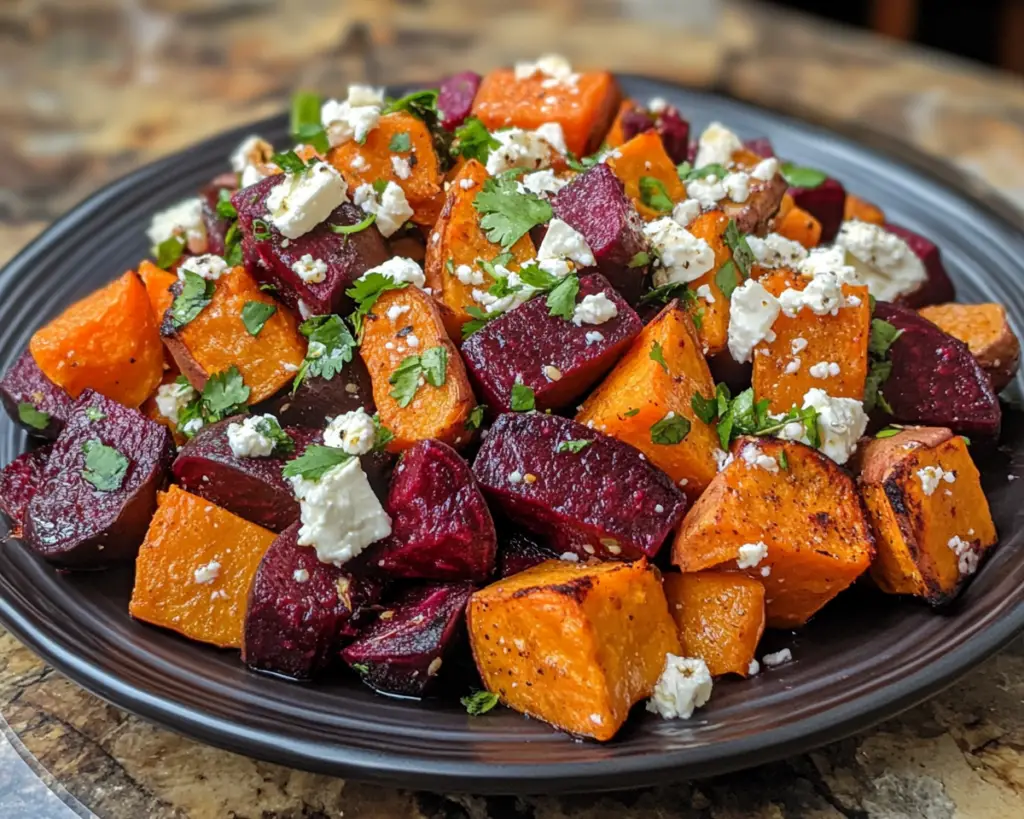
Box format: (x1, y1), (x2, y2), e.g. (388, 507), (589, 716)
(330, 213), (376, 235)
(420, 346), (448, 387)
(685, 163), (728, 182)
(452, 117), (500, 164)
(623, 407), (640, 417)
(473, 176), (553, 249)
(556, 439), (591, 454)
(461, 690), (500, 716)
(253, 415), (295, 455)
(215, 188), (237, 220)
(779, 161), (827, 189)
(510, 383), (535, 412)
(465, 405), (487, 430)
(723, 219), (755, 277)
(639, 176), (674, 214)
(868, 318), (903, 358)
(545, 274), (579, 321)
(203, 366), (251, 419)
(241, 301), (277, 336)
(271, 150), (308, 175)
(169, 271), (215, 328)
(875, 427), (901, 439)
(294, 314), (357, 391)
(350, 662), (370, 675)
(346, 273), (410, 335)
(282, 444), (352, 482)
(515, 264), (558, 290)
(258, 282), (277, 293)
(382, 89), (439, 120)
(461, 306), (502, 339)
(388, 132), (412, 153)
(962, 435), (971, 446)
(716, 383), (732, 417)
(864, 360), (893, 413)
(650, 341), (669, 372)
(155, 235), (185, 269)
(372, 178), (388, 195)
(715, 260), (740, 301)
(371, 414), (394, 451)
(80, 439), (129, 492)
(778, 449), (789, 470)
(294, 122), (330, 154)
(650, 414), (691, 445)
(638, 281), (699, 308)
(252, 218), (272, 241)
(628, 251), (651, 268)
(389, 355), (425, 408)
(478, 252), (515, 279)
(690, 392), (718, 424)
(676, 161), (692, 180)
(290, 91), (322, 141)
(17, 402), (50, 430)
(564, 149), (604, 172)
(223, 221), (243, 266)
(85, 407), (106, 422)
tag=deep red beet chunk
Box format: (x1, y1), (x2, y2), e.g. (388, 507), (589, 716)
(263, 357), (375, 430)
(883, 223), (955, 308)
(438, 71), (482, 131)
(619, 105), (656, 142)
(341, 582), (474, 698)
(743, 137), (775, 158)
(0, 351), (74, 440)
(0, 445), (51, 539)
(874, 301), (1000, 436)
(365, 440), (496, 581)
(789, 177), (846, 243)
(654, 106), (690, 164)
(461, 274), (643, 413)
(242, 522), (385, 680)
(199, 172), (238, 256)
(232, 175), (390, 316)
(25, 391), (174, 567)
(472, 413), (687, 561)
(551, 164), (650, 304)
(498, 526), (559, 577)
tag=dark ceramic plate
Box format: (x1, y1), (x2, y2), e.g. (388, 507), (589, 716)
(1, 76), (1023, 794)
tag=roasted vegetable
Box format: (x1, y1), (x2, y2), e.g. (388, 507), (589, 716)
(497, 526), (560, 577)
(138, 260), (179, 322)
(606, 130), (686, 221)
(787, 177), (846, 244)
(844, 193), (885, 225)
(917, 302), (1020, 392)
(0, 350), (73, 440)
(467, 559), (680, 741)
(884, 223), (955, 308)
(0, 445), (51, 539)
(438, 71), (483, 131)
(265, 355), (376, 428)
(684, 210), (734, 355)
(775, 205), (821, 248)
(672, 436), (875, 628)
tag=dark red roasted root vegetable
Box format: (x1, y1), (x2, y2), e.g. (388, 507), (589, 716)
(498, 526), (560, 577)
(232, 175), (390, 316)
(0, 445), (51, 539)
(0, 351), (74, 440)
(172, 418), (320, 532)
(341, 581), (474, 698)
(618, 103), (690, 164)
(438, 71), (482, 131)
(25, 390), (173, 567)
(472, 413), (687, 561)
(789, 178), (846, 244)
(242, 522), (385, 679)
(461, 274), (643, 414)
(883, 223), (956, 308)
(743, 137), (775, 158)
(874, 301), (1001, 437)
(262, 357), (375, 429)
(552, 164), (650, 305)
(366, 440), (497, 581)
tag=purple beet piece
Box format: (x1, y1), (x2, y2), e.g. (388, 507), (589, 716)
(873, 301), (1000, 436)
(686, 138), (698, 165)
(743, 137), (775, 158)
(883, 223), (956, 308)
(0, 445), (51, 539)
(654, 106), (691, 165)
(242, 522), (384, 679)
(25, 391), (173, 567)
(199, 172), (238, 256)
(341, 582), (474, 698)
(366, 440), (496, 581)
(0, 351), (74, 440)
(789, 177), (846, 243)
(552, 164), (650, 304)
(498, 527), (559, 577)
(461, 274), (643, 413)
(438, 71), (482, 131)
(619, 104), (656, 142)
(472, 413), (687, 561)
(232, 175), (390, 316)
(263, 356), (375, 429)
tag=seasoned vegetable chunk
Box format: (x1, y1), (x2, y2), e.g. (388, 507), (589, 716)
(0, 350), (73, 440)
(883, 223), (955, 308)
(497, 527), (560, 577)
(265, 356), (375, 429)
(438, 71), (483, 130)
(917, 302), (1020, 392)
(467, 559), (681, 741)
(606, 130), (686, 221)
(0, 445), (51, 539)
(787, 178), (846, 243)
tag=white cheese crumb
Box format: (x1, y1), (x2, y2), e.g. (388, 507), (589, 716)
(777, 388), (867, 465)
(538, 218), (595, 267)
(323, 407), (377, 455)
(751, 157), (779, 181)
(834, 220), (926, 301)
(746, 233), (808, 270)
(148, 197), (208, 255)
(155, 381), (196, 426)
(386, 304), (411, 322)
(646, 655), (713, 719)
(948, 535), (979, 576)
(519, 169), (569, 198)
(290, 254), (328, 284)
(762, 648), (792, 668)
(572, 292), (618, 326)
(644, 218), (716, 286)
(559, 552), (579, 562)
(694, 121), (743, 169)
(584, 330), (605, 345)
(809, 361), (840, 379)
(486, 126), (564, 175)
(748, 659), (761, 676)
(514, 54), (578, 86)
(351, 180), (414, 238)
(685, 175), (727, 209)
(293, 568), (310, 583)
(321, 91), (383, 147)
(736, 541), (769, 569)
(178, 253), (229, 282)
(722, 171), (751, 203)
(695, 284), (716, 303)
(226, 414), (278, 458)
(194, 560), (221, 585)
(358, 255), (425, 289)
(740, 443), (779, 473)
(727, 279), (780, 363)
(266, 163), (348, 240)
(791, 337), (808, 354)
(459, 177), (476, 190)
(390, 155), (412, 180)
(508, 471), (523, 484)
(917, 465), (956, 496)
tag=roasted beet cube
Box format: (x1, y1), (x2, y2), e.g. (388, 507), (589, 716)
(743, 137), (775, 158)
(366, 440), (496, 581)
(0, 351), (74, 440)
(438, 71), (482, 131)
(789, 177), (846, 243)
(263, 357), (375, 429)
(25, 391), (173, 567)
(883, 223), (955, 308)
(242, 522), (384, 679)
(472, 413), (686, 561)
(232, 175), (390, 316)
(654, 106), (690, 165)
(619, 105), (656, 142)
(874, 301), (1000, 437)
(461, 274), (642, 413)
(552, 164), (650, 304)
(341, 582), (474, 698)
(199, 172), (238, 256)
(498, 526), (559, 577)
(0, 445), (51, 539)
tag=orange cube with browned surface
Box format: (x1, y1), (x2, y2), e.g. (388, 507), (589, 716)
(684, 210), (733, 355)
(606, 130), (686, 220)
(467, 559), (680, 742)
(129, 485), (277, 648)
(471, 62), (621, 157)
(138, 260), (178, 320)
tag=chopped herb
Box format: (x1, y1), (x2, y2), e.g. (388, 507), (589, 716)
(223, 221), (243, 266)
(510, 383), (535, 412)
(290, 91), (323, 143)
(389, 355), (425, 408)
(420, 346), (448, 387)
(253, 415), (295, 456)
(17, 402), (50, 430)
(545, 274), (579, 321)
(690, 392), (718, 424)
(382, 89), (439, 120)
(650, 414), (691, 445)
(452, 117), (500, 164)
(868, 319), (903, 358)
(294, 122), (330, 155)
(293, 314), (357, 391)
(556, 439), (591, 454)
(473, 175), (553, 248)
(241, 301), (277, 336)
(388, 132), (412, 153)
(372, 414), (395, 451)
(649, 341), (669, 372)
(778, 449), (789, 470)
(713, 387), (819, 451)
(638, 176), (674, 214)
(875, 427), (901, 439)
(80, 439), (129, 492)
(779, 162), (827, 189)
(259, 282), (278, 293)
(282, 444), (352, 482)
(346, 273), (410, 335)
(638, 281), (699, 309)
(715, 260), (740, 301)
(623, 407), (640, 417)
(155, 235), (186, 269)
(330, 213), (377, 235)
(84, 407), (106, 422)
(445, 258), (455, 275)
(465, 404), (487, 430)
(675, 161), (692, 180)
(628, 251), (651, 268)
(461, 690), (500, 716)
(215, 188), (238, 220)
(864, 319), (902, 412)
(461, 306), (502, 339)
(723, 219), (755, 277)
(270, 150), (309, 175)
(372, 178), (388, 195)
(169, 271), (215, 329)
(565, 149), (603, 172)
(252, 218), (272, 241)
(350, 662), (370, 675)
(685, 163), (728, 182)
(962, 435), (971, 446)
(201, 366), (251, 420)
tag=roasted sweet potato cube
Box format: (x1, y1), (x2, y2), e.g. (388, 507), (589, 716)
(0, 350), (74, 440)
(138, 260), (179, 323)
(853, 427), (997, 603)
(473, 413), (686, 561)
(608, 101), (690, 165)
(788, 177), (846, 243)
(844, 193), (885, 225)
(0, 445), (51, 539)
(775, 206), (821, 248)
(576, 301), (719, 499)
(753, 269), (871, 414)
(161, 265), (306, 404)
(130, 485), (277, 648)
(606, 130), (686, 221)
(662, 571), (765, 678)
(672, 436), (875, 628)
(684, 210), (734, 355)
(472, 67), (620, 157)
(467, 559), (681, 741)
(917, 302), (1020, 392)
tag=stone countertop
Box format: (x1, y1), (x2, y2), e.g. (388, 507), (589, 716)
(2, 1), (1024, 816)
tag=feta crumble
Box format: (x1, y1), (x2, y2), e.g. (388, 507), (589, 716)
(685, 175), (727, 209)
(559, 552), (579, 562)
(646, 655), (713, 719)
(519, 169), (569, 198)
(485, 126), (565, 175)
(194, 560), (221, 585)
(796, 246), (859, 284)
(644, 218), (716, 286)
(266, 163), (348, 240)
(777, 272), (846, 317)
(694, 121), (743, 169)
(351, 180), (414, 238)
(455, 264), (485, 286)
(358, 256), (425, 289)
(226, 414), (278, 458)
(321, 87), (383, 147)
(386, 304), (411, 322)
(751, 157), (779, 181)
(148, 197), (208, 255)
(155, 381), (196, 426)
(572, 292), (618, 326)
(537, 218), (595, 267)
(695, 284), (716, 303)
(740, 444), (779, 473)
(178, 253), (229, 281)
(323, 407), (377, 455)
(778, 388), (867, 465)
(808, 361), (840, 379)
(762, 648), (792, 668)
(948, 535), (979, 576)
(722, 171), (751, 203)
(727, 279), (780, 363)
(293, 568), (310, 583)
(748, 659), (760, 676)
(917, 465), (956, 496)
(672, 199), (702, 228)
(291, 254), (328, 284)
(736, 541), (769, 569)
(390, 155), (412, 180)
(514, 54), (579, 87)
(835, 220), (927, 301)
(746, 233), (808, 270)
(584, 330), (605, 344)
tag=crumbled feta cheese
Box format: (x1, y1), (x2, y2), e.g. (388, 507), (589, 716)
(695, 284), (716, 303)
(778, 272), (846, 317)
(406, 334), (420, 348)
(266, 163), (348, 240)
(179, 253), (230, 281)
(182, 418), (204, 436)
(791, 337), (808, 354)
(459, 177), (475, 190)
(226, 414), (278, 458)
(584, 330), (605, 344)
(290, 458), (391, 566)
(321, 90), (383, 147)
(686, 175), (727, 209)
(644, 218), (715, 286)
(835, 220), (927, 301)
(148, 197), (208, 255)
(740, 444), (779, 473)
(694, 121), (743, 169)
(559, 552), (579, 562)
(290, 568), (309, 584)
(508, 470), (523, 484)
(714, 448), (734, 472)
(722, 171), (751, 203)
(386, 304), (411, 322)
(751, 157), (779, 182)
(797, 246), (860, 285)
(727, 279), (780, 363)
(572, 292), (618, 326)
(780, 388), (867, 465)
(672, 199), (702, 228)
(514, 54), (578, 86)
(784, 358), (801, 375)
(538, 218), (595, 267)
(323, 407), (377, 456)
(917, 465), (956, 496)
(948, 535), (979, 576)
(155, 381), (196, 426)
(390, 155), (412, 180)
(808, 361), (840, 379)
(486, 127), (562, 175)
(736, 541), (769, 569)
(649, 97), (669, 114)
(194, 560), (221, 585)
(747, 233), (809, 270)
(519, 169), (569, 198)
(646, 655), (713, 719)
(359, 255), (425, 289)
(350, 154), (367, 171)
(291, 253), (328, 284)
(748, 659), (760, 676)
(535, 122), (568, 155)
(762, 648), (792, 668)
(351, 180), (414, 238)
(455, 264), (485, 286)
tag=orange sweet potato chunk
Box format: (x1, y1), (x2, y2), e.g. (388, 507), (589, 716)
(472, 68), (621, 157)
(685, 210), (733, 355)
(423, 159), (536, 335)
(753, 269), (870, 414)
(576, 302), (718, 499)
(606, 130), (686, 220)
(165, 266), (306, 404)
(468, 559), (680, 741)
(853, 427), (997, 604)
(603, 98), (635, 148)
(29, 271), (164, 408)
(327, 111), (444, 226)
(917, 302), (1020, 392)
(139, 260), (178, 320)
(129, 485), (277, 648)
(663, 571), (766, 677)
(672, 436), (875, 628)
(844, 193), (885, 225)
(776, 206), (822, 248)
(360, 287), (475, 452)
